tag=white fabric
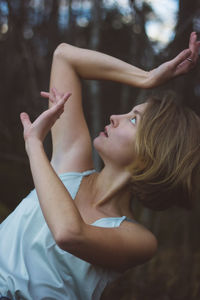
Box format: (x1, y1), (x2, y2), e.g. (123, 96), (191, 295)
(0, 170), (132, 300)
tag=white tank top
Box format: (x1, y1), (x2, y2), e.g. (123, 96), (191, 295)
(0, 170), (136, 300)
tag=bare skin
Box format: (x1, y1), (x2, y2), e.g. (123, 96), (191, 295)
(20, 32), (200, 272)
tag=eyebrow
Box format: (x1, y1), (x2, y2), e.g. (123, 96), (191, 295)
(132, 109), (142, 117)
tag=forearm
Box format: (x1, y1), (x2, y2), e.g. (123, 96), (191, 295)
(54, 43), (150, 88)
(26, 139), (84, 242)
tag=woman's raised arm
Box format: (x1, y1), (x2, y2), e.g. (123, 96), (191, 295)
(55, 32), (199, 88)
(48, 32), (199, 174)
(20, 94), (157, 273)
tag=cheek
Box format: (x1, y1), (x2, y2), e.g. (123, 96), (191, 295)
(116, 138), (136, 165)
(93, 131), (136, 166)
(112, 130), (137, 164)
(116, 128), (136, 148)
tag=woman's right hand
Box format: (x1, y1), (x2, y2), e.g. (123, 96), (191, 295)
(145, 32), (200, 88)
(20, 88), (71, 151)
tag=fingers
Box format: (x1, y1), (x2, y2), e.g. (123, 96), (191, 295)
(49, 92), (72, 118)
(40, 89), (72, 120)
(171, 32), (200, 76)
(19, 92), (71, 144)
(171, 49), (191, 67)
(20, 112), (31, 129)
(40, 88), (70, 104)
(40, 91), (50, 98)
(189, 32), (196, 47)
(51, 87), (63, 98)
(61, 92), (72, 104)
(189, 32), (198, 51)
(50, 93), (72, 121)
(40, 90), (57, 104)
(188, 32), (200, 63)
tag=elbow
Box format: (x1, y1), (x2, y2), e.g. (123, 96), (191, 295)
(145, 234), (158, 261)
(54, 227), (83, 251)
(135, 234), (158, 267)
(53, 43), (77, 63)
(53, 43), (68, 58)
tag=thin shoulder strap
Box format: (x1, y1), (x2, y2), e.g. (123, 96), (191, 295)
(124, 216), (138, 224)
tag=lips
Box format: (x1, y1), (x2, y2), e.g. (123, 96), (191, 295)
(99, 126), (109, 137)
(104, 126), (108, 137)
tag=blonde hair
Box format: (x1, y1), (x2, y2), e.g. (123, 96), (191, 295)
(129, 94), (200, 211)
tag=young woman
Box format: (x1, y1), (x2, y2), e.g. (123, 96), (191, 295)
(0, 32), (199, 300)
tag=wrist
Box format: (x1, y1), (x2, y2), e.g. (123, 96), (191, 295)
(129, 69), (151, 89)
(141, 70), (151, 88)
(142, 70), (159, 89)
(25, 138), (43, 156)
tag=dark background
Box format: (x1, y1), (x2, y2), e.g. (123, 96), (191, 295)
(0, 0), (200, 299)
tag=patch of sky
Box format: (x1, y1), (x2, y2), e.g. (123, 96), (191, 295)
(27, 0), (48, 26)
(59, 5), (69, 29)
(71, 0), (91, 17)
(103, 0), (132, 15)
(0, 1), (8, 34)
(30, 0), (45, 11)
(59, 0), (92, 28)
(103, 0), (178, 51)
(144, 0), (178, 50)
(0, 1), (8, 16)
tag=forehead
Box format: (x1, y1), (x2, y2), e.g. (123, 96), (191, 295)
(132, 102), (148, 113)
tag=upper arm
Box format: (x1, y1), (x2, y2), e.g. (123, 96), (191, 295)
(49, 44), (93, 173)
(57, 221), (158, 273)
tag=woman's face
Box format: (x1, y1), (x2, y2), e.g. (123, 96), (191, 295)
(94, 103), (148, 168)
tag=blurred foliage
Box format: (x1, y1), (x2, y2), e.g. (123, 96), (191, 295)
(0, 0), (200, 299)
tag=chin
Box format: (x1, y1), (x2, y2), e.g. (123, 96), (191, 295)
(93, 136), (108, 161)
(93, 136), (101, 152)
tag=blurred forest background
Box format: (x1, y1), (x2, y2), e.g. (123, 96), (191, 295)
(0, 0), (200, 299)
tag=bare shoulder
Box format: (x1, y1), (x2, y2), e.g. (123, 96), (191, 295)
(120, 219), (158, 244)
(119, 219), (158, 262)
(120, 218), (157, 236)
(59, 215), (158, 272)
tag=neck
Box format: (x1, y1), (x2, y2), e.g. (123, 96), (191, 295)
(91, 164), (132, 216)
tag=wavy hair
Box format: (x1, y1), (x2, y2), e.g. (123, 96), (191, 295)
(129, 94), (200, 211)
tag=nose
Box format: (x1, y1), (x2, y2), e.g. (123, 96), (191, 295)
(110, 114), (120, 127)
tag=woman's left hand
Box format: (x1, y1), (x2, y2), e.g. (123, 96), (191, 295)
(146, 32), (200, 88)
(20, 88), (71, 146)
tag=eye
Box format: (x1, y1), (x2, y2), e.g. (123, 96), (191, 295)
(130, 117), (136, 125)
